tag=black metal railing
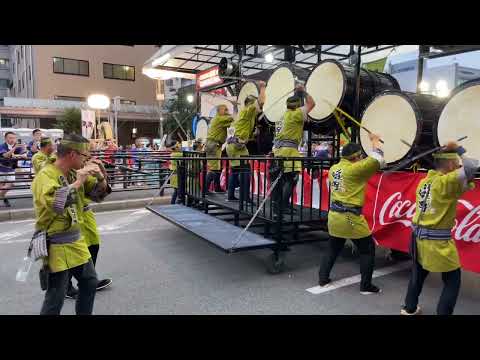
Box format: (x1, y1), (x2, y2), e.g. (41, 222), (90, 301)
(2, 150), (174, 201)
(172, 152), (338, 237)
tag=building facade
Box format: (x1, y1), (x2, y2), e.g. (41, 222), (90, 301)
(0, 45), (11, 100)
(8, 45), (159, 105)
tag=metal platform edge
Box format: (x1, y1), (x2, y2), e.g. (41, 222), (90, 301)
(145, 205), (276, 254)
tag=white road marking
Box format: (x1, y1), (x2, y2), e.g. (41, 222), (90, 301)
(97, 208), (150, 232)
(0, 229), (34, 242)
(306, 262), (411, 295)
(0, 227), (164, 245)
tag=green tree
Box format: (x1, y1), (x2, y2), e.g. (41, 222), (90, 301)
(55, 107), (82, 135)
(163, 85), (197, 141)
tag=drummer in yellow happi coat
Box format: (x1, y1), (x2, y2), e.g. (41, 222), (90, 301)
(205, 105), (234, 193)
(401, 142), (478, 316)
(318, 133), (385, 295)
(226, 81), (266, 202)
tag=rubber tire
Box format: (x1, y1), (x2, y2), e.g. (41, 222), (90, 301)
(266, 252), (286, 274)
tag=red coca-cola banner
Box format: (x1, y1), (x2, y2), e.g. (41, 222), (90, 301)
(247, 161), (480, 273)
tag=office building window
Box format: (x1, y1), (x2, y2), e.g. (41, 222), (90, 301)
(22, 74), (25, 89)
(165, 79), (174, 87)
(17, 51), (20, 65)
(0, 79), (9, 88)
(54, 95), (86, 102)
(13, 63), (15, 74)
(53, 57), (89, 76)
(28, 66), (31, 81)
(18, 80), (21, 90)
(103, 63), (135, 81)
(21, 46), (24, 59)
(0, 58), (8, 68)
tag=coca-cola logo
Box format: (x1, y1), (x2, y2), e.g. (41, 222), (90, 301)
(454, 200), (480, 243)
(377, 192), (480, 243)
(378, 192), (416, 228)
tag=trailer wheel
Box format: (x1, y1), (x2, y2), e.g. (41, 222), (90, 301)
(266, 252), (286, 274)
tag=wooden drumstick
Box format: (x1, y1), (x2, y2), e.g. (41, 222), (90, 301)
(319, 98), (385, 144)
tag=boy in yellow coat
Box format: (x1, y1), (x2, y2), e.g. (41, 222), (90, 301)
(401, 143), (477, 315)
(31, 137), (56, 174)
(318, 133), (385, 294)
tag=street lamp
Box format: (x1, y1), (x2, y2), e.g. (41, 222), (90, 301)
(419, 81), (430, 93)
(186, 94), (194, 103)
(87, 94), (110, 142)
(436, 80), (450, 98)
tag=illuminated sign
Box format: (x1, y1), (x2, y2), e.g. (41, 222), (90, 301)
(196, 66), (223, 90)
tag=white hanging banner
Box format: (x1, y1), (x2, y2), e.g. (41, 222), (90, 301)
(81, 109), (95, 139)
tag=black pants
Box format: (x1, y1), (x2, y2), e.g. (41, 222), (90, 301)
(67, 245), (100, 291)
(404, 261), (461, 315)
(319, 236), (376, 290)
(206, 171), (222, 192)
(227, 166), (250, 201)
(272, 172), (298, 213)
(40, 259), (97, 315)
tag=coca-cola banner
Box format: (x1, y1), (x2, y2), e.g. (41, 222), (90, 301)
(247, 161), (480, 273)
(364, 172), (480, 274)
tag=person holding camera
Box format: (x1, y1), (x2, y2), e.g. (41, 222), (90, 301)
(0, 132), (28, 207)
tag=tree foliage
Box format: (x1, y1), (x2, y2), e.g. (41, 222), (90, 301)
(55, 107), (82, 135)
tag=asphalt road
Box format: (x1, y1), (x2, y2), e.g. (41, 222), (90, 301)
(1, 208), (479, 315)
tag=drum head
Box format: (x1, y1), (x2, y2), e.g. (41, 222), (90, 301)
(360, 93), (418, 164)
(306, 60), (345, 121)
(238, 82), (259, 113)
(264, 66), (295, 123)
(437, 80), (480, 160)
(195, 118), (209, 142)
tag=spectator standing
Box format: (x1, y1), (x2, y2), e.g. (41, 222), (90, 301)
(0, 132), (28, 207)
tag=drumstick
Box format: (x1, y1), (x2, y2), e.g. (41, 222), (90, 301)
(319, 98), (385, 144)
(386, 136), (468, 174)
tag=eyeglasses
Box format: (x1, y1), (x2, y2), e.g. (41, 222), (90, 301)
(75, 151), (91, 160)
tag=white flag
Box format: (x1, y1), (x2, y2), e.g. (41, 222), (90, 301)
(81, 110), (95, 139)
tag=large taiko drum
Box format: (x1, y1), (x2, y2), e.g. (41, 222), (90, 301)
(237, 81), (260, 113)
(194, 117), (210, 143)
(436, 79), (480, 160)
(306, 59), (400, 133)
(263, 64), (311, 124)
(359, 91), (446, 165)
(236, 69), (274, 113)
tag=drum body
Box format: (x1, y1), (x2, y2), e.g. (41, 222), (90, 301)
(306, 59), (400, 133)
(360, 91), (446, 166)
(436, 79), (480, 160)
(194, 117), (210, 143)
(263, 64), (310, 124)
(237, 81), (260, 113)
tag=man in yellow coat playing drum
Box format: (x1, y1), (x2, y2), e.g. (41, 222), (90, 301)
(205, 105), (234, 193)
(318, 133), (385, 295)
(271, 84), (315, 217)
(226, 81), (266, 202)
(32, 134), (109, 314)
(401, 142), (478, 315)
